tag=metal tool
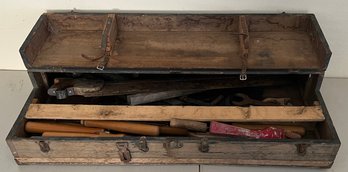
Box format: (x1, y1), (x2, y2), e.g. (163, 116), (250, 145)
(47, 78), (104, 99)
(232, 93), (280, 106)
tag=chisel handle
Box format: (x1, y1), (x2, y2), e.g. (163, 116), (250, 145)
(25, 121), (104, 134)
(170, 118), (207, 132)
(82, 120), (160, 136)
(42, 132), (125, 138)
(159, 126), (189, 136)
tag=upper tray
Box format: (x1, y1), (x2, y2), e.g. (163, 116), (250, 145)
(20, 12), (331, 74)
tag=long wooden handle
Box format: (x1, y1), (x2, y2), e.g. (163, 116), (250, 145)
(42, 132), (125, 138)
(159, 126), (189, 136)
(25, 121), (104, 134)
(82, 120), (160, 136)
(232, 124), (305, 135)
(170, 118), (207, 132)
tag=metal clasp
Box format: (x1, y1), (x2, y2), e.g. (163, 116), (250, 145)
(163, 139), (183, 150)
(296, 143), (310, 156)
(116, 142), (132, 162)
(38, 141), (50, 153)
(240, 73), (247, 81)
(137, 136), (149, 152)
(96, 64), (105, 71)
(199, 138), (209, 153)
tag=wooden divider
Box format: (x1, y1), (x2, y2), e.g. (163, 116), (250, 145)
(25, 104), (325, 122)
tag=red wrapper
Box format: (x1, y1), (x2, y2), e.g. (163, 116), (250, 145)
(210, 121), (285, 139)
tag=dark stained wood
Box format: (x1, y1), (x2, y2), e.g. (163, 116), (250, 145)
(24, 15), (49, 66)
(248, 32), (319, 69)
(47, 13), (108, 31)
(248, 15), (309, 32)
(35, 30), (104, 67)
(58, 76), (291, 98)
(116, 14), (308, 32)
(31, 31), (320, 69)
(117, 14), (238, 32)
(307, 15), (332, 70)
(22, 13), (325, 71)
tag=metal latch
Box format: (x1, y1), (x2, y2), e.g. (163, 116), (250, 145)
(38, 141), (50, 153)
(137, 136), (149, 152)
(116, 142), (132, 162)
(296, 143), (310, 156)
(199, 138), (209, 153)
(163, 139), (183, 150)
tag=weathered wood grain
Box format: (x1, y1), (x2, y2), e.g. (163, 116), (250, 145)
(26, 104), (325, 122)
(11, 138), (339, 167)
(10, 13), (339, 168)
(47, 13), (107, 31)
(15, 157), (333, 167)
(32, 31), (320, 70)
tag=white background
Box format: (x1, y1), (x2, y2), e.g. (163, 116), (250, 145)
(0, 0), (347, 77)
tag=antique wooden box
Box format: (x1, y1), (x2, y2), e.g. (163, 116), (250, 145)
(6, 12), (340, 167)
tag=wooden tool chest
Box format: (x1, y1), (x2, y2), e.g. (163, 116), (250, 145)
(6, 12), (340, 167)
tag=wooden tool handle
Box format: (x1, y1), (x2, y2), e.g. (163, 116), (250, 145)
(285, 131), (302, 139)
(42, 132), (125, 138)
(25, 121), (104, 134)
(170, 118), (208, 132)
(82, 120), (160, 136)
(159, 126), (189, 136)
(232, 124), (305, 135)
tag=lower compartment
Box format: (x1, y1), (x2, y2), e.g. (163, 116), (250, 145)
(6, 88), (340, 167)
(6, 73), (340, 167)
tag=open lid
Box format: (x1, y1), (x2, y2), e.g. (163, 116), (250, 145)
(20, 12), (331, 75)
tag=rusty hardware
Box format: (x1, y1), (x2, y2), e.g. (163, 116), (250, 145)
(38, 141), (50, 153)
(163, 139), (183, 150)
(296, 144), (310, 156)
(81, 14), (117, 70)
(137, 136), (149, 152)
(97, 14), (117, 70)
(96, 54), (110, 71)
(116, 142), (132, 162)
(199, 138), (209, 153)
(47, 78), (104, 99)
(238, 15), (249, 81)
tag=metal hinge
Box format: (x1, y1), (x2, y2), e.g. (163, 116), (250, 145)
(38, 141), (50, 153)
(137, 136), (149, 152)
(116, 142), (132, 162)
(296, 143), (310, 156)
(163, 139), (183, 150)
(199, 138), (209, 153)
